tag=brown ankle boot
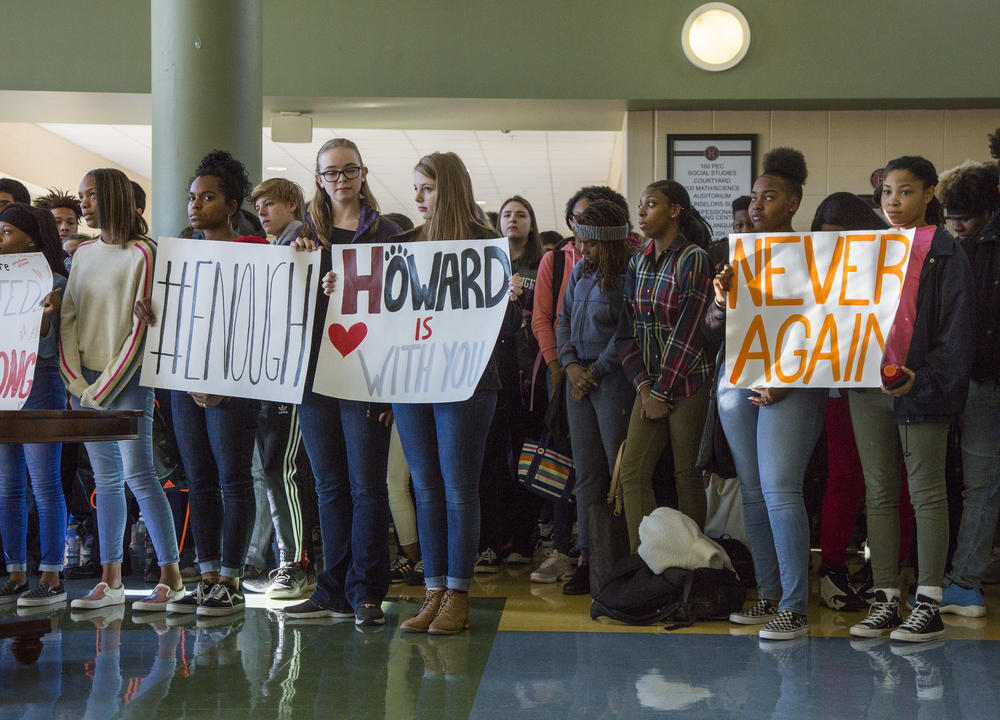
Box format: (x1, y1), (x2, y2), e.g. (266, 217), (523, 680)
(400, 589), (446, 633)
(428, 589), (470, 635)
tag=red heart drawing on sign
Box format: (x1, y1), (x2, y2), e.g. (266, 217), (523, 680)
(328, 322), (368, 357)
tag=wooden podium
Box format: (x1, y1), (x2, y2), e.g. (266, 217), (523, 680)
(0, 409), (141, 663)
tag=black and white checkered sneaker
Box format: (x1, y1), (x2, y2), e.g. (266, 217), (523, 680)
(850, 590), (902, 638)
(729, 598), (779, 625)
(891, 594), (945, 643)
(759, 610), (809, 640)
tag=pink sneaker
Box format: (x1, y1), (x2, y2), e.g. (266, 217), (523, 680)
(70, 582), (125, 609)
(132, 583), (186, 612)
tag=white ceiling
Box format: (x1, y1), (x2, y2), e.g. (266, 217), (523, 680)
(38, 123), (620, 233)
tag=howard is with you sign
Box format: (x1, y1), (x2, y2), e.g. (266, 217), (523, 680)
(724, 228), (928, 389)
(313, 239), (511, 403)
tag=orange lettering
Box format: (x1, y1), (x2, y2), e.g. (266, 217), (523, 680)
(842, 313), (864, 379)
(804, 314), (841, 383)
(774, 314), (810, 382)
(839, 234), (874, 306)
(874, 233), (911, 304)
(729, 237), (763, 308)
(729, 315), (771, 384)
(764, 236), (804, 306)
(855, 314), (886, 382)
(804, 234), (844, 304)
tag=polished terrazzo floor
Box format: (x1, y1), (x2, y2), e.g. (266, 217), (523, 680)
(2, 566), (999, 719)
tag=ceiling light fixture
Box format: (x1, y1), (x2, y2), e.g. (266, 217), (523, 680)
(681, 3), (750, 72)
(265, 166), (288, 172)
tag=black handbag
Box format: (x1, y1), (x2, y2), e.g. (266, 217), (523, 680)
(696, 346), (737, 479)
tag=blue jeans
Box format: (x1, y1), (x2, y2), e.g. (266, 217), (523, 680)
(0, 365), (67, 572)
(393, 391), (497, 591)
(717, 374), (826, 615)
(71, 369), (179, 567)
(565, 367), (631, 563)
(171, 390), (258, 578)
(948, 378), (1000, 589)
(297, 392), (390, 610)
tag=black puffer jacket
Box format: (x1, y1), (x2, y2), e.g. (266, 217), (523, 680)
(960, 213), (1000, 382)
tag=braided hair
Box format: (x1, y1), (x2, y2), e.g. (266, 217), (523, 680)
(575, 200), (632, 292)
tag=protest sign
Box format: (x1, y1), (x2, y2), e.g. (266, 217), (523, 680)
(312, 239), (511, 403)
(140, 237), (321, 403)
(724, 229), (919, 389)
(0, 253), (53, 410)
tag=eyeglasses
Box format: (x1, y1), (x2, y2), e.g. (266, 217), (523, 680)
(317, 166), (362, 182)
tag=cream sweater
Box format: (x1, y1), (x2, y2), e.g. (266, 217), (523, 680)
(59, 237), (156, 408)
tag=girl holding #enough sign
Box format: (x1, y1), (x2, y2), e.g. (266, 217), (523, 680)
(282, 138), (400, 627)
(707, 148), (828, 641)
(62, 169), (183, 613)
(136, 151), (265, 617)
(394, 151), (502, 635)
(0, 204), (68, 607)
(848, 156), (974, 643)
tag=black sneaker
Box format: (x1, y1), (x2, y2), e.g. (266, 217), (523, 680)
(16, 582), (67, 607)
(355, 602), (386, 626)
(890, 594), (945, 643)
(852, 562), (876, 606)
(850, 590), (902, 638)
(166, 579), (213, 614)
(390, 557), (414, 583)
(562, 562), (591, 595)
(729, 598), (779, 625)
(474, 548), (501, 574)
(267, 565), (309, 599)
(283, 598), (353, 620)
(65, 558), (101, 580)
(0, 579), (28, 605)
(819, 566), (865, 611)
(758, 610), (808, 640)
(197, 581), (245, 617)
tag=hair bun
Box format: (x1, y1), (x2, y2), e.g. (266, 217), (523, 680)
(763, 147), (808, 187)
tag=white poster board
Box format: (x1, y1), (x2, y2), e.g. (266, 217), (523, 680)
(312, 239), (511, 403)
(724, 229), (916, 389)
(140, 237), (321, 402)
(0, 253), (53, 409)
(668, 135), (755, 237)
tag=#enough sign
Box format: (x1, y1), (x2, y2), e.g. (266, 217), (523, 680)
(313, 239), (511, 403)
(0, 253), (52, 410)
(724, 229), (921, 389)
(140, 238), (321, 402)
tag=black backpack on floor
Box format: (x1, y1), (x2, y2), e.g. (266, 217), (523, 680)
(590, 554), (746, 628)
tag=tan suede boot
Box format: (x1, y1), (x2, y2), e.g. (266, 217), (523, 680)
(427, 589), (470, 635)
(400, 589), (446, 633)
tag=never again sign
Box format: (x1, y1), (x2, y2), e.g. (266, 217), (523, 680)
(724, 229), (917, 389)
(140, 237), (321, 402)
(313, 239), (511, 403)
(0, 253), (52, 410)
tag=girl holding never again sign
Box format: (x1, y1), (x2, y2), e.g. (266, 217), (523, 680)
(282, 138), (400, 627)
(0, 204), (68, 607)
(393, 151), (501, 635)
(848, 156), (975, 643)
(707, 148), (828, 641)
(616, 179), (713, 549)
(61, 169), (183, 613)
(136, 151), (264, 617)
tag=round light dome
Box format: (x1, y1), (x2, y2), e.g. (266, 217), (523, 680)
(682, 3), (751, 71)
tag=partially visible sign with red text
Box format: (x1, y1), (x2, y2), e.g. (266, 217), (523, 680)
(724, 229), (916, 388)
(0, 253), (52, 409)
(313, 239), (511, 403)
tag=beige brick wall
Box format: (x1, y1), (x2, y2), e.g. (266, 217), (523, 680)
(650, 110), (999, 233)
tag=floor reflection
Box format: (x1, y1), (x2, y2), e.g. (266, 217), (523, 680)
(1, 579), (998, 720)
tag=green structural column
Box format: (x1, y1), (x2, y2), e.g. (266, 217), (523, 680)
(150, 0), (262, 239)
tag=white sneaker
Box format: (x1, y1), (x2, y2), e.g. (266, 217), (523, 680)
(70, 582), (125, 610)
(132, 583), (186, 612)
(530, 550), (574, 583)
